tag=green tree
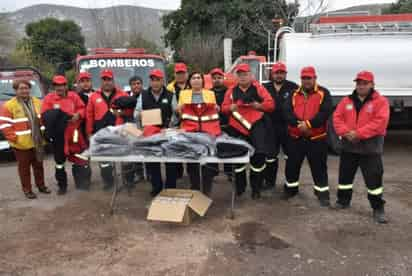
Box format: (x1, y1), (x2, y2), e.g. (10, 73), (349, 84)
(25, 17), (86, 71)
(383, 0), (412, 14)
(162, 0), (299, 63)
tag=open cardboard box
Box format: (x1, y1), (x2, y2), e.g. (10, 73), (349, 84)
(147, 189), (212, 225)
(141, 108), (162, 126)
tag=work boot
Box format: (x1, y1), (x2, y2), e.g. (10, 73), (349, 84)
(373, 208), (388, 224)
(57, 187), (67, 195)
(334, 202), (350, 210)
(319, 198), (331, 208)
(251, 190), (261, 200)
(25, 191), (37, 199)
(281, 190), (298, 200)
(38, 186), (51, 194)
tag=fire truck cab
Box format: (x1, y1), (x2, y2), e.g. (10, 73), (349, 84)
(76, 48), (167, 92)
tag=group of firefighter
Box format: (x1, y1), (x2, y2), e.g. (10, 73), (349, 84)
(0, 61), (390, 223)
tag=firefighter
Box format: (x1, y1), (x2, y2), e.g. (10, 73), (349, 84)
(167, 62), (189, 102)
(123, 75), (145, 188)
(135, 69), (178, 196)
(221, 64), (275, 199)
(333, 71), (390, 223)
(283, 66), (333, 206)
(128, 76), (143, 99)
(178, 72), (221, 195)
(41, 75), (89, 194)
(86, 69), (134, 190)
(77, 72), (94, 105)
(210, 67), (231, 178)
(263, 62), (299, 191)
(0, 79), (51, 199)
(167, 63), (189, 178)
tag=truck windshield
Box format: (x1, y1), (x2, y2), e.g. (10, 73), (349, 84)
(0, 79), (43, 101)
(78, 57), (166, 91)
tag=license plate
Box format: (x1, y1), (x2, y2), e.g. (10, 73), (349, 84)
(0, 141), (10, 150)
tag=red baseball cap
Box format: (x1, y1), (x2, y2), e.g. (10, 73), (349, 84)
(354, 71), (374, 83)
(100, 69), (114, 79)
(77, 71), (91, 81)
(150, 69), (164, 79)
(52, 75), (67, 85)
(210, 68), (224, 76)
(174, 63), (188, 73)
(272, 62), (287, 73)
(236, 63), (251, 73)
(301, 66), (317, 78)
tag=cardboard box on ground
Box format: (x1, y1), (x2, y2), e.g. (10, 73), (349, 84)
(147, 189), (213, 225)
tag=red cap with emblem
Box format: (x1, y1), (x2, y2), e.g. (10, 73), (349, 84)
(210, 68), (224, 76)
(150, 69), (164, 79)
(100, 69), (114, 79)
(301, 66), (317, 78)
(354, 71), (374, 83)
(272, 62), (287, 73)
(174, 63), (188, 73)
(77, 72), (92, 81)
(236, 63), (251, 73)
(52, 75), (67, 85)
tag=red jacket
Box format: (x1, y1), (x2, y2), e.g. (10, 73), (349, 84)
(181, 104), (221, 136)
(333, 90), (389, 140)
(284, 85), (332, 140)
(86, 88), (133, 135)
(179, 89), (221, 137)
(221, 81), (274, 136)
(41, 91), (87, 165)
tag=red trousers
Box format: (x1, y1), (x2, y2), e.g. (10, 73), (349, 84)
(13, 148), (45, 193)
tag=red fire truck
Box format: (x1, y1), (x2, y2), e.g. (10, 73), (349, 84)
(76, 48), (167, 91)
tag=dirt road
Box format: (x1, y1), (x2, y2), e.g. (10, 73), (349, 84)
(1, 130), (412, 276)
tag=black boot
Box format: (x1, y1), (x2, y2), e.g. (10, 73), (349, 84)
(55, 164), (67, 195)
(250, 174), (262, 200)
(373, 207), (388, 224)
(73, 164), (91, 190)
(100, 163), (114, 190)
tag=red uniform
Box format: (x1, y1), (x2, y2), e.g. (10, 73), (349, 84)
(333, 90), (389, 140)
(221, 81), (274, 136)
(41, 91), (88, 163)
(41, 90), (90, 192)
(181, 104), (221, 136)
(86, 88), (133, 135)
(179, 89), (221, 137)
(286, 85), (331, 141)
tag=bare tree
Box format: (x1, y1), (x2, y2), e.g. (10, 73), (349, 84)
(178, 33), (224, 72)
(298, 0), (329, 23)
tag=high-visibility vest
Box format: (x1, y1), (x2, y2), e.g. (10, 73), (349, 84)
(179, 89), (221, 136)
(0, 97), (44, 150)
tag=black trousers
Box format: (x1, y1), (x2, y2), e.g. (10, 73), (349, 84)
(52, 139), (91, 190)
(337, 152), (385, 210)
(122, 162), (144, 185)
(147, 163), (178, 193)
(187, 163), (218, 194)
(235, 153), (266, 195)
(264, 123), (289, 187)
(99, 162), (114, 188)
(52, 139), (67, 190)
(284, 137), (329, 200)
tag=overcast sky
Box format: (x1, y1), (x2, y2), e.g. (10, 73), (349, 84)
(0, 0), (396, 13)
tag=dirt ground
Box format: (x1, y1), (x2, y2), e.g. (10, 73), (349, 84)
(1, 130), (412, 276)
